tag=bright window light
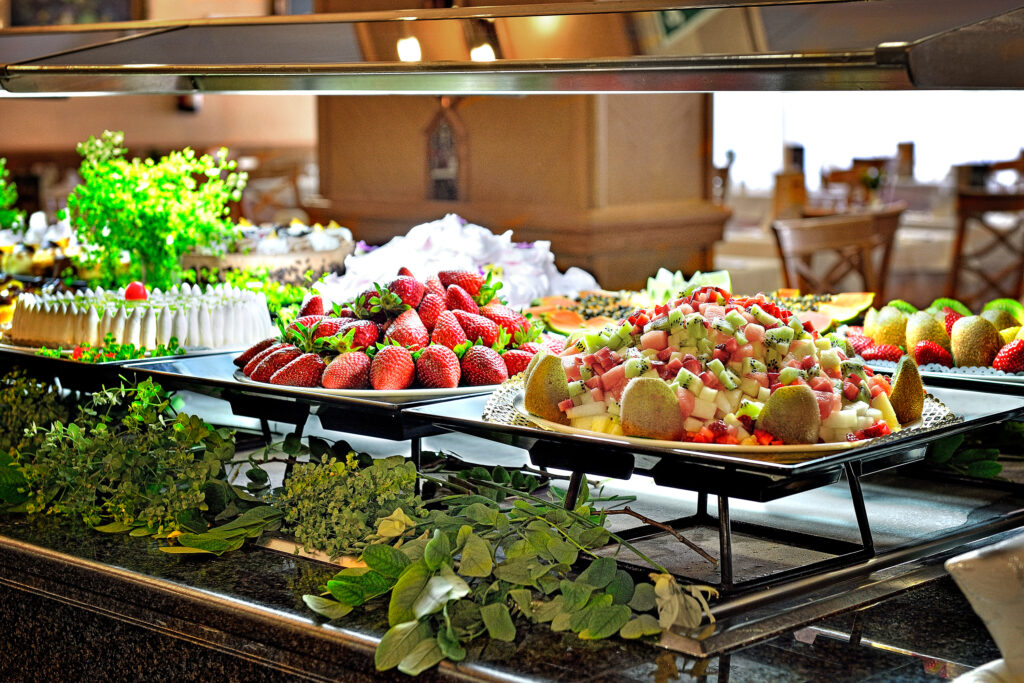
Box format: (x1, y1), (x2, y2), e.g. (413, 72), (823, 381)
(470, 43), (496, 62)
(396, 36), (421, 63)
(714, 92), (1024, 193)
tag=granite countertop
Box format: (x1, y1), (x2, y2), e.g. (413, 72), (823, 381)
(0, 513), (1003, 682)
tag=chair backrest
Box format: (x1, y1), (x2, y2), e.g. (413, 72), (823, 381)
(865, 200), (906, 302)
(771, 214), (882, 296)
(949, 190), (1024, 310)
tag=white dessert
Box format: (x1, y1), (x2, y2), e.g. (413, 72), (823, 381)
(8, 283), (275, 350)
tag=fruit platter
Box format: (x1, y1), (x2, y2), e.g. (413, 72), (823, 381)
(232, 267), (565, 398)
(515, 286), (936, 455)
(840, 296), (1024, 385)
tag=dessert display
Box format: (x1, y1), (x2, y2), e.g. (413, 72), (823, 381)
(521, 286), (925, 446)
(182, 218), (355, 286)
(234, 268), (564, 390)
(7, 281), (274, 351)
(842, 296), (1024, 376)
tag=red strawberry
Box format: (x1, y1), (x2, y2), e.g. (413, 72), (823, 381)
(438, 270), (485, 296)
(398, 266), (415, 278)
(431, 311), (469, 349)
(369, 345), (415, 390)
(460, 345), (509, 386)
(270, 352), (325, 387)
(519, 341), (544, 355)
(542, 333), (567, 355)
(415, 345), (461, 388)
(334, 319), (379, 351)
(321, 351), (372, 389)
(847, 334), (875, 355)
(250, 345), (302, 382)
(288, 314), (325, 332)
(845, 325), (864, 336)
(452, 310), (499, 347)
(993, 340), (1024, 373)
(860, 344), (903, 363)
(243, 342), (288, 376)
(445, 284), (480, 314)
(385, 309), (430, 350)
(299, 295), (324, 317)
(425, 275), (445, 299)
(914, 340), (953, 368)
(387, 276), (426, 308)
(234, 337), (278, 368)
(501, 348), (535, 376)
(417, 292), (446, 332)
(311, 317), (348, 341)
(944, 309), (964, 338)
(479, 303), (529, 338)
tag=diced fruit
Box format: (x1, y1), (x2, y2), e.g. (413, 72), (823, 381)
(871, 391), (900, 432)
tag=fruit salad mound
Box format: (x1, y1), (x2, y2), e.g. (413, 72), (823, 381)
(522, 287), (914, 447)
(233, 268), (564, 391)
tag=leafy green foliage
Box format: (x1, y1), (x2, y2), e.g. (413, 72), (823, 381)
(10, 379), (235, 533)
(301, 466), (717, 676)
(0, 158), (24, 232)
(277, 454), (423, 560)
(925, 422), (1024, 479)
(62, 131), (247, 290)
(0, 368), (74, 456)
(35, 332), (184, 362)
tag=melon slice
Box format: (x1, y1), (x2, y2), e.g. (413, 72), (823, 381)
(816, 292), (875, 323)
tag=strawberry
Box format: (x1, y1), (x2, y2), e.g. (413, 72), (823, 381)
(452, 310), (499, 347)
(417, 292), (446, 332)
(243, 342), (288, 376)
(299, 295), (324, 317)
(270, 352), (325, 387)
(860, 344), (903, 363)
(334, 319), (379, 351)
(288, 314), (325, 332)
(542, 333), (567, 355)
(460, 345), (509, 386)
(993, 340), (1024, 373)
(370, 345), (415, 390)
(914, 340), (953, 367)
(519, 341), (544, 355)
(425, 275), (445, 299)
(501, 348), (535, 376)
(321, 351), (372, 389)
(445, 284), (480, 314)
(234, 337), (277, 368)
(415, 345), (461, 388)
(398, 266), (416, 278)
(387, 276), (426, 308)
(847, 334), (875, 355)
(385, 309), (430, 350)
(438, 269), (485, 296)
(431, 311), (469, 349)
(251, 345), (302, 382)
(311, 317), (348, 342)
(479, 302), (529, 338)
(944, 309), (964, 338)
(845, 325), (864, 336)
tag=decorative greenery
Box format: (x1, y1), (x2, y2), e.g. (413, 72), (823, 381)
(277, 450), (424, 560)
(0, 158), (24, 232)
(301, 468), (716, 676)
(0, 368), (73, 455)
(62, 130), (248, 290)
(3, 379), (236, 535)
(35, 332), (184, 363)
(925, 421), (1024, 479)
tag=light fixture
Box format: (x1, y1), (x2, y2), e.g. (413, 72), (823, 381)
(396, 36), (422, 62)
(469, 43), (496, 62)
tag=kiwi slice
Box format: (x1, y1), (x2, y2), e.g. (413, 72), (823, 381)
(982, 298), (1024, 326)
(928, 297), (972, 317)
(885, 299), (918, 315)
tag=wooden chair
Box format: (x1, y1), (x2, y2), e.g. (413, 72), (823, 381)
(948, 189), (1024, 310)
(866, 200), (906, 302)
(771, 214), (884, 296)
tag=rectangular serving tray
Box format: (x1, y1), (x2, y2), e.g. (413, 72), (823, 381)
(122, 352), (495, 441)
(405, 385), (1024, 500)
(866, 360), (1024, 396)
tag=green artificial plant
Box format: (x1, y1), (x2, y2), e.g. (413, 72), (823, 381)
(0, 158), (25, 233)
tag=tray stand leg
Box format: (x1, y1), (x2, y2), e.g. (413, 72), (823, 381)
(411, 436), (422, 495)
(562, 471), (586, 510)
(718, 495), (734, 589)
(844, 461), (874, 554)
(259, 417), (273, 445)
